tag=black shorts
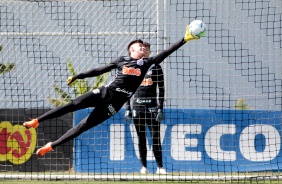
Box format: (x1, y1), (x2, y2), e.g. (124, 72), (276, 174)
(99, 86), (129, 117)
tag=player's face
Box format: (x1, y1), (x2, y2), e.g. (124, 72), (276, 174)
(143, 46), (151, 58)
(130, 43), (145, 59)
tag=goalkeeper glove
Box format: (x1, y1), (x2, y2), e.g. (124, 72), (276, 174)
(156, 109), (164, 122)
(124, 110), (132, 123)
(67, 76), (76, 86)
(184, 25), (199, 42)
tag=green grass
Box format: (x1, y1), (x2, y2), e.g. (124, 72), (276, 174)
(0, 172), (281, 183)
(1, 181), (282, 184)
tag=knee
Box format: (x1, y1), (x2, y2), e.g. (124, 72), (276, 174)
(71, 99), (81, 106)
(73, 124), (84, 133)
(74, 119), (89, 133)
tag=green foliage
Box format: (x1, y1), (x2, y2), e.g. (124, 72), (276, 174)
(0, 63), (15, 75)
(48, 59), (109, 107)
(235, 99), (250, 110)
(0, 45), (15, 75)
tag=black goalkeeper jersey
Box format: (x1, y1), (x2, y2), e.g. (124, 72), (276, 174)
(74, 38), (185, 98)
(106, 56), (155, 96)
(131, 64), (165, 111)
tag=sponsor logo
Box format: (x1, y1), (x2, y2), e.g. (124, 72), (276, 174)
(108, 104), (117, 116)
(136, 99), (152, 104)
(115, 88), (133, 96)
(122, 66), (141, 76)
(136, 59), (144, 66)
(141, 78), (153, 86)
(0, 121), (37, 165)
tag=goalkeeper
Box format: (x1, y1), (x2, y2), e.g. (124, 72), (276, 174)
(23, 26), (199, 157)
(124, 42), (166, 174)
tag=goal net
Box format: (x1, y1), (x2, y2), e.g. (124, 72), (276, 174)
(0, 0), (281, 182)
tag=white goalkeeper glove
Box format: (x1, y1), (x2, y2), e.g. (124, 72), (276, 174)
(124, 110), (132, 123)
(156, 109), (164, 122)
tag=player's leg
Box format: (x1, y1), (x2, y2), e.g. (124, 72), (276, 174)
(23, 91), (102, 129)
(147, 112), (167, 174)
(147, 113), (162, 167)
(133, 112), (148, 173)
(36, 105), (110, 157)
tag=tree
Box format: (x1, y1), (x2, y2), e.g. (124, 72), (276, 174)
(0, 44), (15, 75)
(0, 63), (15, 75)
(47, 59), (109, 106)
(235, 99), (250, 110)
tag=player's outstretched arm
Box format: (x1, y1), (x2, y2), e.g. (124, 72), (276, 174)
(152, 26), (200, 65)
(66, 60), (119, 86)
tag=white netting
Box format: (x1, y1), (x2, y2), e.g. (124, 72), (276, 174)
(0, 0), (281, 182)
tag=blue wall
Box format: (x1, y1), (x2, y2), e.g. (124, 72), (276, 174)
(74, 108), (282, 173)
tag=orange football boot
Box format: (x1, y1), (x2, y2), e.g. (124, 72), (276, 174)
(36, 142), (53, 157)
(23, 119), (39, 129)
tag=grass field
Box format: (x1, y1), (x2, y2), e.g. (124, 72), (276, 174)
(1, 172), (281, 183)
(1, 181), (282, 184)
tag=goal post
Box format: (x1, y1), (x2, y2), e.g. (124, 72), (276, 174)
(0, 0), (281, 182)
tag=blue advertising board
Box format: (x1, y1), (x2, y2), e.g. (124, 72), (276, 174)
(74, 108), (282, 173)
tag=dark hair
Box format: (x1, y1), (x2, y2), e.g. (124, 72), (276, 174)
(143, 42), (150, 49)
(127, 39), (143, 56)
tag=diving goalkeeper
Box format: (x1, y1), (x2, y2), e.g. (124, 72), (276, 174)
(23, 26), (200, 157)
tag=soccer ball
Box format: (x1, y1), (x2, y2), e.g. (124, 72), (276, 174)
(189, 20), (206, 38)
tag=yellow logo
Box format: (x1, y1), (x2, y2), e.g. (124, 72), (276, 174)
(0, 121), (37, 164)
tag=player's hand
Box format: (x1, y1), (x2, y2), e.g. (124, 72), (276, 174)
(124, 110), (132, 123)
(67, 76), (75, 86)
(184, 25), (199, 42)
(156, 109), (164, 122)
